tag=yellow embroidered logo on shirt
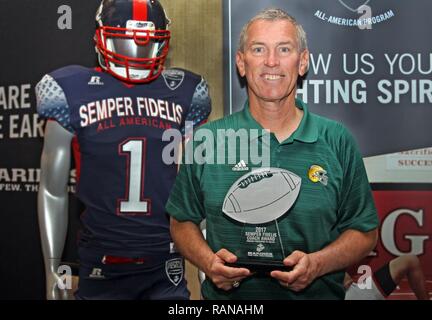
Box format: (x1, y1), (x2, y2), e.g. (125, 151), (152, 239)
(308, 165), (328, 186)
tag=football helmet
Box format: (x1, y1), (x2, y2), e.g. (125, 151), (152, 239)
(308, 165), (328, 186)
(95, 0), (170, 83)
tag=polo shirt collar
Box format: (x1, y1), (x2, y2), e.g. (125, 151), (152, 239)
(239, 99), (318, 144)
(290, 98), (318, 144)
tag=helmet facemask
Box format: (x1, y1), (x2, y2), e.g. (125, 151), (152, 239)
(95, 19), (170, 83)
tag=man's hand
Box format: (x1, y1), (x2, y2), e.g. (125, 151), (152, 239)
(205, 249), (251, 291)
(270, 250), (320, 292)
(46, 272), (70, 300)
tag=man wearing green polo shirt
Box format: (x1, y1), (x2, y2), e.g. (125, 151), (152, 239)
(166, 8), (378, 299)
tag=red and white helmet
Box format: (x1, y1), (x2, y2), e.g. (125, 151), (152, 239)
(94, 0), (170, 83)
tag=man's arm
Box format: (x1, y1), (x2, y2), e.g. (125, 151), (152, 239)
(38, 120), (74, 300)
(271, 228), (378, 291)
(170, 218), (251, 291)
(271, 124), (380, 292)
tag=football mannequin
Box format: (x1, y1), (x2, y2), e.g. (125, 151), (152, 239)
(37, 0), (211, 300)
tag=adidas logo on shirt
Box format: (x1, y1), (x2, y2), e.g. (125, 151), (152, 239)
(232, 160), (249, 172)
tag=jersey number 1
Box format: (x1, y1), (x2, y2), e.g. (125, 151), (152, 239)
(118, 138), (151, 215)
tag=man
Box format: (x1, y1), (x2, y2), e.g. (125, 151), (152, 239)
(36, 0), (211, 300)
(166, 8), (378, 299)
(345, 255), (429, 300)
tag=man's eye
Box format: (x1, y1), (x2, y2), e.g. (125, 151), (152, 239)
(252, 47), (264, 53)
(279, 47), (291, 53)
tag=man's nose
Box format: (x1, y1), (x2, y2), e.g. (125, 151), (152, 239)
(264, 50), (280, 67)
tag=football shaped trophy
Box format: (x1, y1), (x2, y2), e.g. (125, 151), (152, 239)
(222, 167), (301, 274)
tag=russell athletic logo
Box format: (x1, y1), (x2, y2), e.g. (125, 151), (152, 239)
(313, 0), (395, 29)
(88, 76), (104, 86)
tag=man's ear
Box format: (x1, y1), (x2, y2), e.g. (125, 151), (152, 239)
(236, 51), (246, 77)
(299, 49), (310, 76)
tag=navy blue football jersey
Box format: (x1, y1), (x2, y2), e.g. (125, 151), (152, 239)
(36, 65), (211, 257)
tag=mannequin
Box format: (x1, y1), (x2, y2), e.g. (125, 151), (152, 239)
(38, 121), (73, 299)
(36, 0), (211, 300)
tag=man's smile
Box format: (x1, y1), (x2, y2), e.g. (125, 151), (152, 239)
(261, 74), (285, 81)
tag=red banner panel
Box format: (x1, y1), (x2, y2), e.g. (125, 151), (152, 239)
(372, 190), (431, 275)
(350, 188), (432, 299)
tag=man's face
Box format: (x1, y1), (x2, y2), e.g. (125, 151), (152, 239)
(236, 19), (309, 104)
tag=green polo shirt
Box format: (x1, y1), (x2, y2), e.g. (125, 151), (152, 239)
(166, 99), (378, 300)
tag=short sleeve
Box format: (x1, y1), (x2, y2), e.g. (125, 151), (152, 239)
(182, 77), (211, 137)
(35, 74), (74, 133)
(336, 125), (379, 233)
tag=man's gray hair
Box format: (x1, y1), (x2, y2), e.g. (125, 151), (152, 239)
(238, 8), (308, 53)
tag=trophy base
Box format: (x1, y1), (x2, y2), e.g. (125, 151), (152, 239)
(226, 259), (292, 274)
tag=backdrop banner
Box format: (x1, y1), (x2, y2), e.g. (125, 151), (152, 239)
(223, 0), (432, 299)
(223, 0), (432, 157)
(0, 0), (100, 299)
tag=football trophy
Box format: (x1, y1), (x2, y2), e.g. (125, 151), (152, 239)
(222, 167), (301, 274)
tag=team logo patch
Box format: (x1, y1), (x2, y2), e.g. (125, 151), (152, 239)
(165, 258), (184, 286)
(308, 165), (328, 186)
(339, 0), (370, 12)
(162, 69), (185, 90)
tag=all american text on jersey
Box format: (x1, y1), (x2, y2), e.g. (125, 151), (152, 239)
(96, 116), (174, 132)
(79, 96), (183, 127)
